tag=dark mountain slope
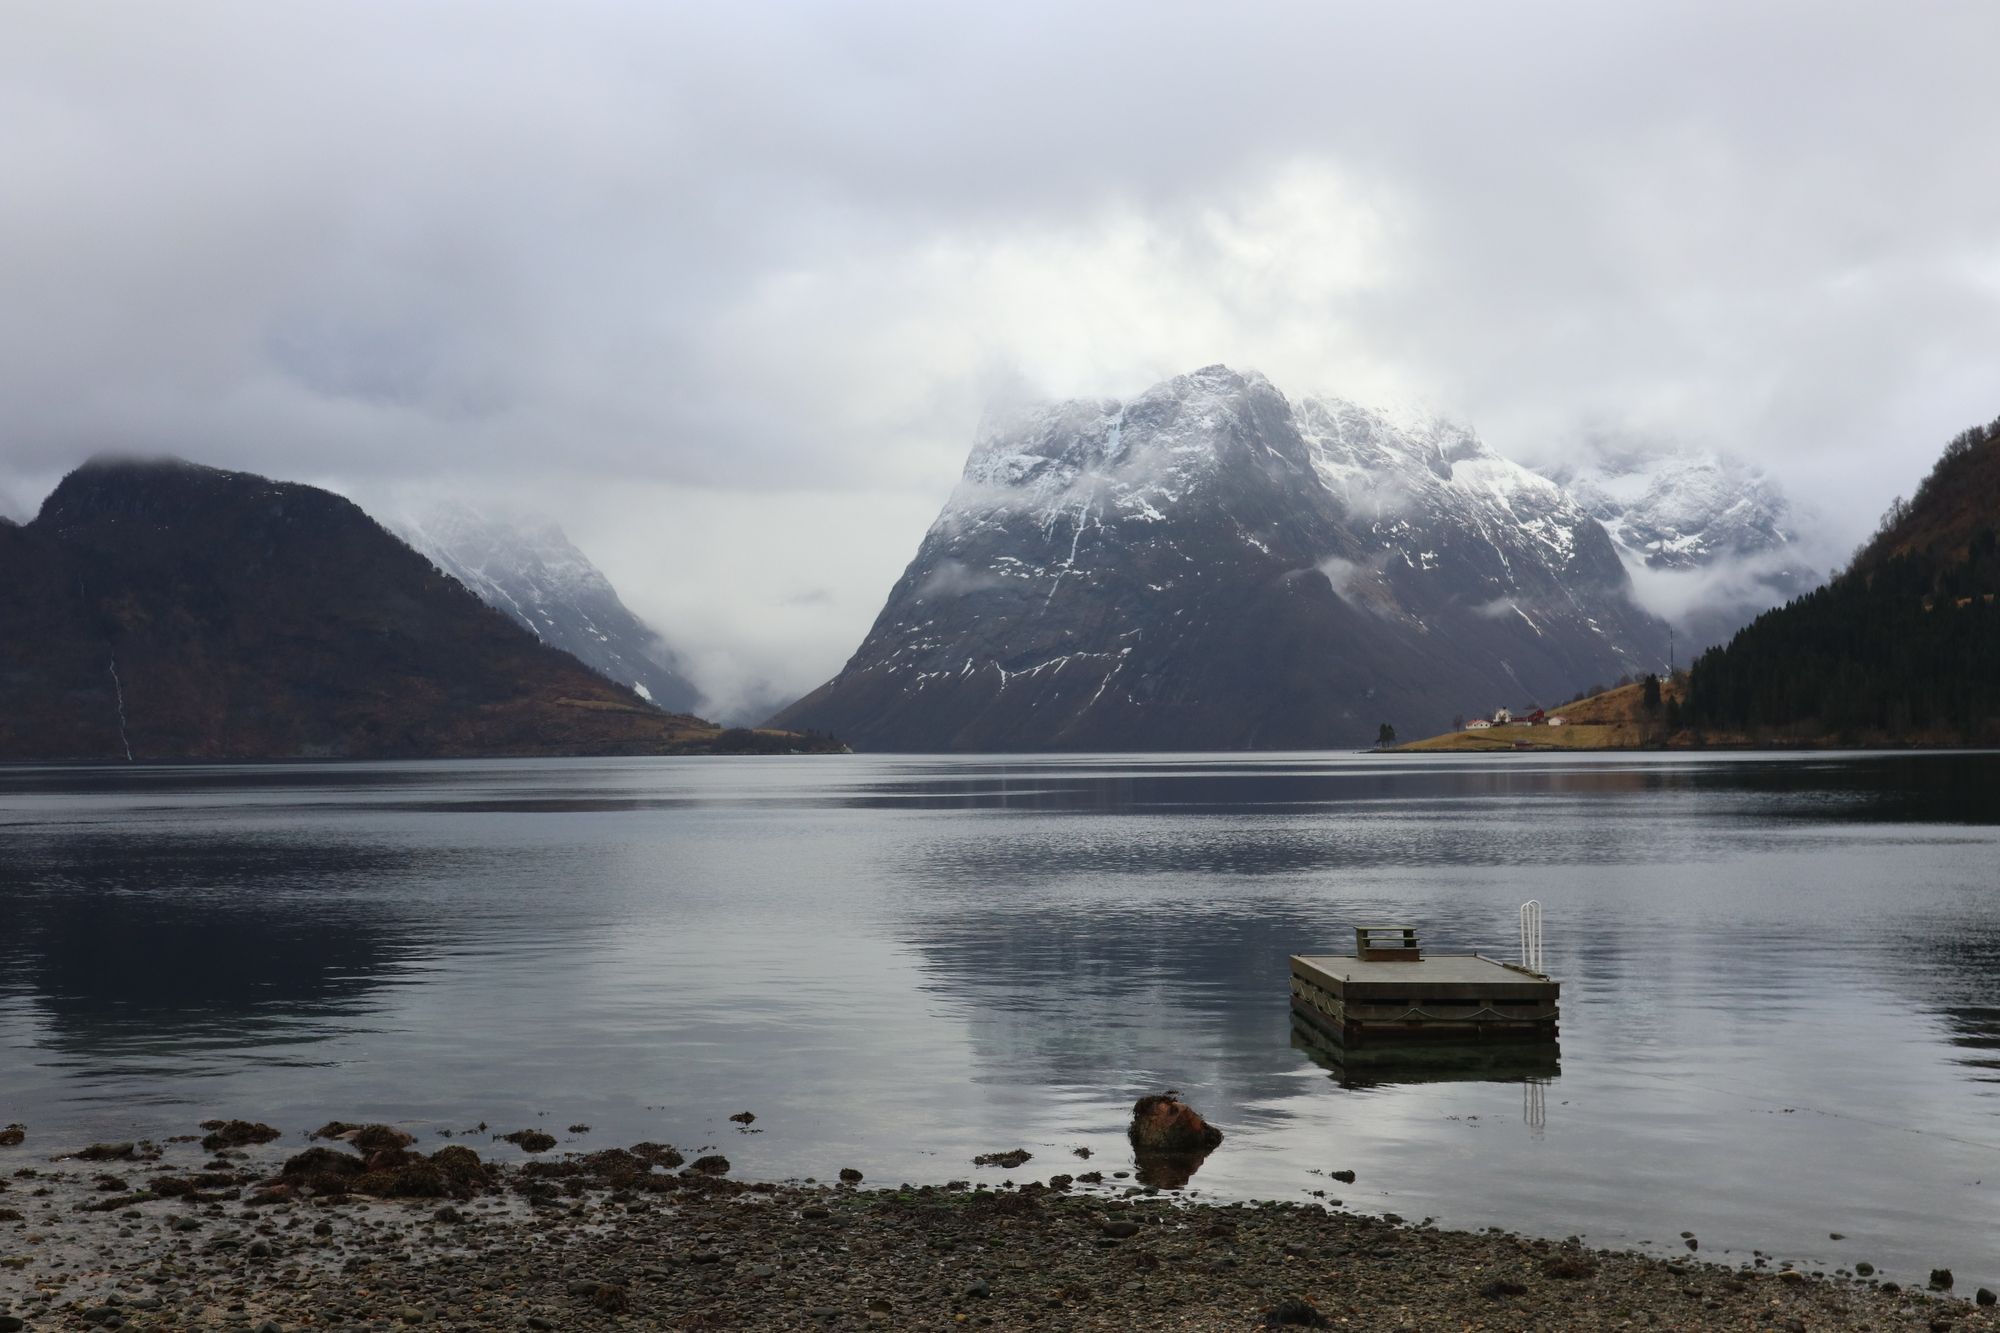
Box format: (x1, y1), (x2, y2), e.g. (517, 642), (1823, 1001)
(1686, 415), (2000, 743)
(0, 458), (815, 761)
(773, 366), (1668, 751)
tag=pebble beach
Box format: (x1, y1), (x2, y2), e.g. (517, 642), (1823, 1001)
(3, 1120), (1997, 1332)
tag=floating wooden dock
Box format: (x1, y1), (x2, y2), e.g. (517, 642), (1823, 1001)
(1289, 925), (1559, 1044)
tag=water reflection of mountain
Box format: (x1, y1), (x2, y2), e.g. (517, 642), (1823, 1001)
(1891, 918), (2000, 1084)
(0, 832), (439, 1059)
(1679, 752), (2000, 825)
(842, 751), (2000, 826)
(839, 759), (1678, 816)
(881, 752), (2000, 1114)
(899, 896), (1335, 1129)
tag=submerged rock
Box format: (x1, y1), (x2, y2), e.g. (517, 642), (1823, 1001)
(972, 1149), (1032, 1169)
(0, 1124), (23, 1147)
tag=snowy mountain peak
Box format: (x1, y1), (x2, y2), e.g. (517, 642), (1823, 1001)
(1532, 443), (1823, 652)
(950, 365), (1316, 538)
(384, 499), (701, 714)
(774, 366), (1668, 750)
(1546, 447), (1799, 570)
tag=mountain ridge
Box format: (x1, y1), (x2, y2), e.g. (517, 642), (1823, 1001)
(774, 365), (1670, 750)
(0, 457), (832, 761)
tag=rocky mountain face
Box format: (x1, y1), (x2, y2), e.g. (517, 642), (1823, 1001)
(1540, 447), (1820, 653)
(386, 501), (701, 714)
(773, 366), (1670, 751)
(0, 458), (776, 761)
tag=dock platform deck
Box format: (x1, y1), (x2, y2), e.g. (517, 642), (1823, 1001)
(1289, 951), (1559, 1043)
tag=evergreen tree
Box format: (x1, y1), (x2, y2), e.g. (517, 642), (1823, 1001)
(1376, 722), (1397, 747)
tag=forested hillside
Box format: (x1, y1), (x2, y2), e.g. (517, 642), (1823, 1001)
(1685, 416), (2000, 743)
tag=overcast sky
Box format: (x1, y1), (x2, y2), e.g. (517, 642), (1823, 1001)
(4, 1), (1998, 713)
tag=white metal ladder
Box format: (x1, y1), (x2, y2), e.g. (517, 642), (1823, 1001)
(1519, 900), (1544, 975)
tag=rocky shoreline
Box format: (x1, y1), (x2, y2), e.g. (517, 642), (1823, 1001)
(3, 1122), (1996, 1332)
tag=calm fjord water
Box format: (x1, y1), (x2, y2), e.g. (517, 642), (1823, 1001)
(4, 753), (2000, 1285)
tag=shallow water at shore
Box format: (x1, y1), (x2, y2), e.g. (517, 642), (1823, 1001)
(4, 752), (1999, 1288)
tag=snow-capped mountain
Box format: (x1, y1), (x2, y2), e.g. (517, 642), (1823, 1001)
(772, 365), (1669, 751)
(1540, 447), (1821, 653)
(386, 501), (701, 714)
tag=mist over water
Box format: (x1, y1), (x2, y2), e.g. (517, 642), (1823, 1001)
(3, 753), (1998, 1288)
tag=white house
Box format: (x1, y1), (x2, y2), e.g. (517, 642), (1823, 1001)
(1492, 707), (1512, 724)
(1546, 716), (1568, 727)
(1467, 719), (1493, 730)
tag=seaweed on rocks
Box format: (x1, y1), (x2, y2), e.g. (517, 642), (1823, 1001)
(269, 1140), (491, 1201)
(630, 1142), (684, 1169)
(349, 1125), (416, 1153)
(198, 1120), (282, 1150)
(70, 1142), (145, 1162)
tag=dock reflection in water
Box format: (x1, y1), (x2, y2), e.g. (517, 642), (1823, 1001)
(1289, 1016), (1562, 1090)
